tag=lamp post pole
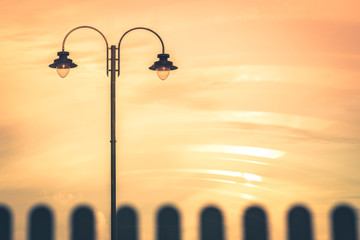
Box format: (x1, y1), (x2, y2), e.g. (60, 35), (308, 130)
(110, 44), (117, 240)
(49, 26), (177, 240)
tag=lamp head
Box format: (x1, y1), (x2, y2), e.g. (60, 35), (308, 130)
(149, 53), (178, 80)
(49, 51), (77, 78)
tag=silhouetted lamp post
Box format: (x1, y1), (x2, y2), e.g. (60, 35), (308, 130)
(49, 26), (177, 240)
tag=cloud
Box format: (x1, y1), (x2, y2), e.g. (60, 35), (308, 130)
(0, 124), (22, 166)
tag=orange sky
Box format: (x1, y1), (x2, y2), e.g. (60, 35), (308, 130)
(1, 0), (360, 239)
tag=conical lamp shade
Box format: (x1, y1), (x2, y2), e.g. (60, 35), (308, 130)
(49, 51), (77, 78)
(149, 53), (177, 80)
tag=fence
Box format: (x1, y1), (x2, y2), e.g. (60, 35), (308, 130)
(0, 204), (358, 240)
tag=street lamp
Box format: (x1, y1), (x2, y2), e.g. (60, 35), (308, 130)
(49, 26), (177, 240)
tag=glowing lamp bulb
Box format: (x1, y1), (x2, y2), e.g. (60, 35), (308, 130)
(56, 63), (70, 78)
(156, 66), (170, 80)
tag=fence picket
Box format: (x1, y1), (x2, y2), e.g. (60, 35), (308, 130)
(244, 206), (268, 240)
(157, 205), (181, 240)
(0, 205), (11, 240)
(71, 205), (95, 240)
(28, 205), (53, 240)
(117, 206), (138, 240)
(200, 206), (224, 240)
(287, 205), (313, 240)
(331, 204), (358, 240)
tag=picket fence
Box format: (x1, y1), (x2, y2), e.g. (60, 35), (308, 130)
(0, 204), (358, 240)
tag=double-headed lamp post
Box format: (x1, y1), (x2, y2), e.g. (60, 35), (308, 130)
(49, 26), (177, 240)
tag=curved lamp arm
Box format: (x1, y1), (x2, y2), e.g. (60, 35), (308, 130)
(62, 26), (110, 76)
(117, 27), (165, 77)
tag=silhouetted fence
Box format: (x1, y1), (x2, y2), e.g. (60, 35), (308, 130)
(0, 204), (358, 240)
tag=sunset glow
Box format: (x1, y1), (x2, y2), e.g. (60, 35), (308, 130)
(189, 144), (285, 159)
(1, 0), (360, 240)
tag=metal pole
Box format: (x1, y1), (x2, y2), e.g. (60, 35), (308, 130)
(110, 45), (117, 240)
